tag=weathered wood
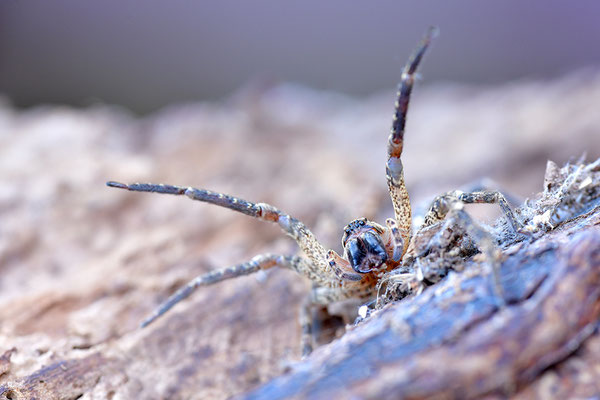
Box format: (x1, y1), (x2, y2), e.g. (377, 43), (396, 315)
(1, 75), (600, 399)
(243, 208), (600, 399)
(0, 353), (112, 400)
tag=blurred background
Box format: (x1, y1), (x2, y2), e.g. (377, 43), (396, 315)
(1, 0), (600, 114)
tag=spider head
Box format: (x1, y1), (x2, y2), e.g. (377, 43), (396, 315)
(342, 218), (388, 273)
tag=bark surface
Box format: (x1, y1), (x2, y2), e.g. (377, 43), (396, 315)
(1, 72), (600, 399)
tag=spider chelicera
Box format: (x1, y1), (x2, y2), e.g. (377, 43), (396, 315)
(107, 27), (519, 357)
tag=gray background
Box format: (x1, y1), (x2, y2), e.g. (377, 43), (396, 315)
(1, 1), (599, 114)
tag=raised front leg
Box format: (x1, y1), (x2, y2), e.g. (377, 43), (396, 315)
(107, 181), (336, 285)
(386, 27), (437, 257)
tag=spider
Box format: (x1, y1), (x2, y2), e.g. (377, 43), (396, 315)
(107, 27), (520, 357)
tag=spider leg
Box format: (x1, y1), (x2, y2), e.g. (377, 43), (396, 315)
(460, 177), (523, 207)
(107, 181), (335, 284)
(301, 286), (371, 358)
(385, 218), (405, 262)
(420, 193), (508, 306)
(386, 27), (437, 256)
(458, 191), (520, 233)
(423, 190), (521, 234)
(442, 208), (506, 306)
(301, 287), (358, 358)
(141, 253), (312, 328)
(300, 296), (314, 358)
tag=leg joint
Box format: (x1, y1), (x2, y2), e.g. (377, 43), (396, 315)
(386, 157), (404, 186)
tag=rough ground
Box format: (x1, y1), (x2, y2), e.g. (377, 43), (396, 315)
(0, 71), (600, 399)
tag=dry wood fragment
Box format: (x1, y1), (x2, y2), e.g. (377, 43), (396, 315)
(0, 353), (113, 400)
(242, 206), (600, 399)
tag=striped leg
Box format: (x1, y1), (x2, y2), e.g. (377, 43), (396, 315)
(416, 188), (526, 306)
(423, 190), (521, 234)
(457, 191), (520, 233)
(460, 177), (523, 207)
(385, 218), (405, 262)
(386, 27), (437, 257)
(140, 253), (312, 328)
(107, 182), (335, 285)
(420, 192), (512, 306)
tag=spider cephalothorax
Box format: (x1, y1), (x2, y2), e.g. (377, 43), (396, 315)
(107, 27), (521, 357)
(342, 219), (389, 273)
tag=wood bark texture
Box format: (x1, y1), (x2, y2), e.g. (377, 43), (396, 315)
(1, 73), (600, 399)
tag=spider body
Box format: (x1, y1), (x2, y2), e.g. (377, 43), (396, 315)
(108, 27), (519, 357)
(342, 219), (390, 274)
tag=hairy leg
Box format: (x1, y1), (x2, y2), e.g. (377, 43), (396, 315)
(107, 182), (336, 284)
(460, 177), (523, 207)
(386, 27), (437, 256)
(418, 194), (508, 305)
(140, 253), (314, 328)
(385, 218), (405, 262)
(423, 190), (521, 234)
